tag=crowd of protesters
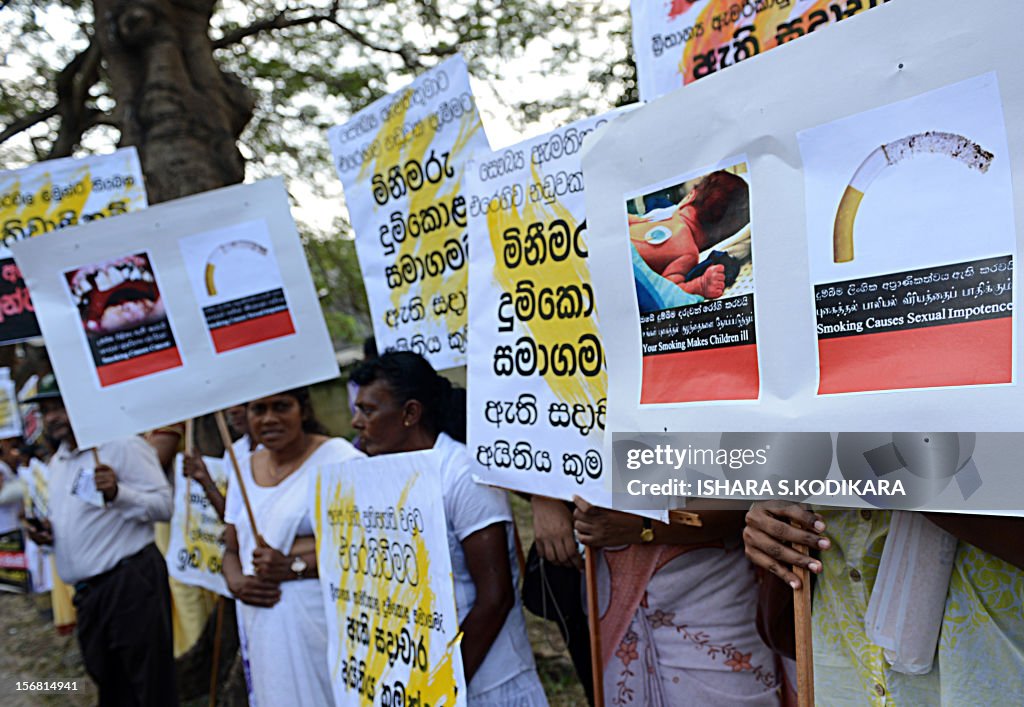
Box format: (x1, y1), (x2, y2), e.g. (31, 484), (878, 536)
(3, 351), (1021, 707)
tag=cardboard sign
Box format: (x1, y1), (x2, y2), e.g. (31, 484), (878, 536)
(632, 0), (891, 102)
(17, 460), (52, 593)
(0, 149), (147, 344)
(19, 458), (49, 520)
(0, 368), (22, 439)
(465, 113), (627, 506)
(0, 530), (29, 594)
(313, 452), (466, 706)
(329, 55), (490, 370)
(583, 0), (1024, 512)
(17, 375), (43, 445)
(166, 454), (230, 596)
(12, 178), (338, 448)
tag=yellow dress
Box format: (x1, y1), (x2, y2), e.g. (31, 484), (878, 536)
(812, 509), (1024, 705)
(154, 521), (217, 657)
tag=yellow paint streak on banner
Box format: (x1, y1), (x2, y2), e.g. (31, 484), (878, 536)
(323, 472), (458, 704)
(0, 170), (93, 241)
(1, 157), (146, 243)
(486, 164), (607, 408)
(356, 87), (482, 326)
(682, 1), (842, 84)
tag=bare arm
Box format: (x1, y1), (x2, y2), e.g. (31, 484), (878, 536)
(531, 496), (583, 570)
(459, 522), (516, 684)
(182, 452), (226, 521)
(223, 524), (281, 607)
(573, 496), (748, 547)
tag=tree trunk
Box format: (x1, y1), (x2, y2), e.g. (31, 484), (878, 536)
(89, 3), (256, 702)
(92, 0), (254, 204)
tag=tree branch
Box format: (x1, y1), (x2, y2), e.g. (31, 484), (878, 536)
(212, 3), (422, 70)
(0, 106), (59, 146)
(49, 39), (103, 158)
(324, 18), (423, 70)
(212, 7), (337, 49)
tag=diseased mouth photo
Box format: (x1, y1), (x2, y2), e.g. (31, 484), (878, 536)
(67, 253), (165, 334)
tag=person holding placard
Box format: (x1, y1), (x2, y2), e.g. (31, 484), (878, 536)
(21, 374), (176, 707)
(222, 387), (361, 706)
(350, 352), (549, 706)
(744, 503), (1024, 705)
(573, 500), (779, 705)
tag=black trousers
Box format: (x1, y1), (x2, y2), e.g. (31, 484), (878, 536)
(73, 543), (177, 707)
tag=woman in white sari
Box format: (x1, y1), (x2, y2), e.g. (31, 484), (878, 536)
(222, 388), (361, 706)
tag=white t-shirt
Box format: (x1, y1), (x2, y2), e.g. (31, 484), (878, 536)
(434, 433), (538, 695)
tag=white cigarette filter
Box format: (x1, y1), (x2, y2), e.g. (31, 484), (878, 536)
(833, 132), (994, 263)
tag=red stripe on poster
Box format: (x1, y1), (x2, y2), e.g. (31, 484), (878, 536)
(97, 347), (183, 387)
(210, 310), (296, 353)
(0, 552), (27, 570)
(818, 317), (1012, 394)
(640, 344), (760, 404)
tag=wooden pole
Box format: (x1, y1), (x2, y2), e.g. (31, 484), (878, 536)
(208, 596), (226, 707)
(90, 448), (101, 466)
(511, 517), (526, 579)
(791, 529), (814, 707)
(184, 419), (194, 536)
(214, 410), (266, 547)
(584, 545), (605, 707)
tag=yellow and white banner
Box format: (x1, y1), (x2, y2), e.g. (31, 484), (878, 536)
(18, 459), (51, 593)
(329, 55), (490, 370)
(631, 0), (891, 102)
(166, 454), (230, 597)
(313, 451), (465, 706)
(0, 148), (147, 344)
(0, 368), (21, 440)
(465, 113), (630, 505)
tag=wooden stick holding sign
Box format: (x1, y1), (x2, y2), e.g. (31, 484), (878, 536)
(584, 545), (605, 707)
(214, 410), (266, 547)
(184, 419), (194, 535)
(791, 528), (815, 707)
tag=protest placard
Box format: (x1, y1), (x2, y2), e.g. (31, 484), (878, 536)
(466, 113), (631, 506)
(19, 458), (49, 520)
(0, 530), (29, 594)
(632, 0), (892, 102)
(17, 375), (43, 445)
(329, 55), (490, 370)
(18, 459), (52, 593)
(166, 454), (229, 596)
(313, 452), (466, 706)
(0, 148), (147, 345)
(0, 368), (22, 439)
(11, 178), (338, 449)
(584, 0), (1024, 513)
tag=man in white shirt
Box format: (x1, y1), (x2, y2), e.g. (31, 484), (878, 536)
(23, 374), (176, 707)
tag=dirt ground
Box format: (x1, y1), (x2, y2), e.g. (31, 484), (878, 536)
(0, 496), (589, 706)
(0, 592), (95, 706)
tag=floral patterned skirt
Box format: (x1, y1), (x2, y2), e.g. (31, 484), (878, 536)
(602, 545), (780, 706)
